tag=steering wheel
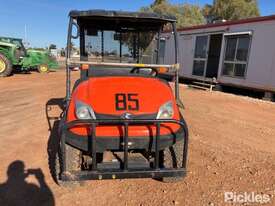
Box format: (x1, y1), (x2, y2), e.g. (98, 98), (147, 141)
(130, 67), (158, 77)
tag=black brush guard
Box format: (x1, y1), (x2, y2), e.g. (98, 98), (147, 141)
(61, 119), (188, 181)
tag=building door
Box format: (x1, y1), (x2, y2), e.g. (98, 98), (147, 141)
(192, 35), (209, 76)
(192, 34), (223, 79)
(205, 34), (223, 78)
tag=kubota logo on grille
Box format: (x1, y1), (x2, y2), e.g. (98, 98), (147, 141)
(121, 112), (133, 119)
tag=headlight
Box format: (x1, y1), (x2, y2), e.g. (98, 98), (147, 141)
(75, 100), (96, 120)
(156, 101), (174, 119)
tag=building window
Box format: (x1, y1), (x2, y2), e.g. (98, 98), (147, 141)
(194, 35), (208, 59)
(222, 34), (251, 78)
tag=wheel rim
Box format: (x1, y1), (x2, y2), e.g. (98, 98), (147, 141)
(0, 59), (6, 73)
(40, 65), (48, 72)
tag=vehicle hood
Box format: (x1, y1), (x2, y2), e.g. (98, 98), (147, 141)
(0, 41), (16, 48)
(69, 76), (178, 118)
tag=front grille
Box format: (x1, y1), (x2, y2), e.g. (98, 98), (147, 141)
(95, 112), (157, 120)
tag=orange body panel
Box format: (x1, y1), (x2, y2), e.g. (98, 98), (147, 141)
(67, 76), (181, 137)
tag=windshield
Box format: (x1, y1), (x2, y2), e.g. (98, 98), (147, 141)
(83, 28), (158, 64)
(11, 40), (24, 48)
(85, 30), (157, 64)
(66, 18), (177, 77)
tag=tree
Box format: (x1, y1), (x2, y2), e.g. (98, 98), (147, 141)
(203, 0), (260, 22)
(152, 0), (167, 6)
(49, 44), (57, 50)
(141, 1), (205, 28)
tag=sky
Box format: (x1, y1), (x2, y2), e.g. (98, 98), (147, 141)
(0, 0), (274, 48)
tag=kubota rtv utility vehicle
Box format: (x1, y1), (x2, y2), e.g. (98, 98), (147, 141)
(55, 10), (188, 183)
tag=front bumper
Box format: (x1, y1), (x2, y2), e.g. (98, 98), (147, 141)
(64, 125), (185, 152)
(61, 118), (189, 181)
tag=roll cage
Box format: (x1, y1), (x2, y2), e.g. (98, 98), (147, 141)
(66, 10), (180, 104)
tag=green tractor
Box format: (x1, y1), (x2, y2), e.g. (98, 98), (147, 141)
(0, 37), (58, 77)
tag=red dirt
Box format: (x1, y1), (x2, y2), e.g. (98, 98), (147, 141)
(0, 70), (274, 206)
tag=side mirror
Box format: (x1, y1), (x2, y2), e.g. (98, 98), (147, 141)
(71, 22), (79, 39)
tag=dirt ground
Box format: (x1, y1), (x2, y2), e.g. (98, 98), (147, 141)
(0, 70), (274, 206)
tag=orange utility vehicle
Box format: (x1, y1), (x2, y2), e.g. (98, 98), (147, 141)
(56, 10), (188, 183)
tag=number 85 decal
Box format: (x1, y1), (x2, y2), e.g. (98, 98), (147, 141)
(115, 93), (139, 111)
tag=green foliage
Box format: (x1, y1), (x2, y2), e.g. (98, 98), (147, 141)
(203, 0), (260, 21)
(141, 1), (205, 28)
(49, 44), (57, 50)
(152, 0), (167, 6)
(144, 0), (260, 26)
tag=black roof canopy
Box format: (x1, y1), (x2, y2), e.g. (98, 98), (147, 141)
(69, 9), (176, 23)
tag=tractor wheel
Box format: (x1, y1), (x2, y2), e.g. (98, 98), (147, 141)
(0, 53), (12, 77)
(53, 142), (82, 187)
(161, 139), (184, 183)
(38, 64), (50, 73)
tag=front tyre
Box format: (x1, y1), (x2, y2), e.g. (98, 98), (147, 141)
(161, 139), (184, 183)
(0, 53), (12, 77)
(38, 64), (50, 73)
(53, 143), (81, 187)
